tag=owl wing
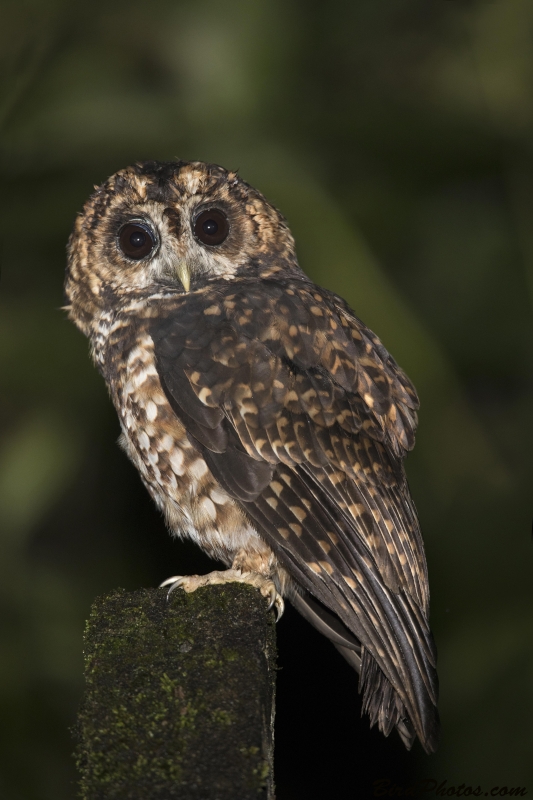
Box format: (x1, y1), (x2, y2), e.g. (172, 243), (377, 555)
(150, 275), (439, 753)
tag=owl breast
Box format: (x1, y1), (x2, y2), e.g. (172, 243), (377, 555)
(100, 305), (275, 569)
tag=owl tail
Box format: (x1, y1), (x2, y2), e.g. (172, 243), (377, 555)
(290, 590), (439, 754)
(359, 647), (417, 749)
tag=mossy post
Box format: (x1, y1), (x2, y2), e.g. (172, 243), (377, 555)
(75, 585), (277, 799)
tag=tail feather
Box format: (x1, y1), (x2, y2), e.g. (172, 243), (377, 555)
(359, 646), (438, 753)
(291, 590), (439, 753)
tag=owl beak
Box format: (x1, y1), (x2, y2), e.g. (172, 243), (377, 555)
(176, 262), (190, 292)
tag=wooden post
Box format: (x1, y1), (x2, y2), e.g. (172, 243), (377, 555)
(74, 584), (277, 799)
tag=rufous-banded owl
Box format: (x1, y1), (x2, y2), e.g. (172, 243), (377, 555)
(65, 160), (439, 753)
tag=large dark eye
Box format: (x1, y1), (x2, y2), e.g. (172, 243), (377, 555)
(193, 209), (229, 246)
(118, 222), (156, 260)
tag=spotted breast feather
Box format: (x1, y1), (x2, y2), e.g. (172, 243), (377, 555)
(150, 274), (439, 754)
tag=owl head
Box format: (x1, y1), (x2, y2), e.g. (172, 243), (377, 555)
(65, 160), (299, 335)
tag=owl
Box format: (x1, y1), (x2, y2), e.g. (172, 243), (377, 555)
(65, 160), (439, 753)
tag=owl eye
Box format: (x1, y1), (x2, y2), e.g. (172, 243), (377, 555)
(193, 209), (229, 246)
(118, 222), (156, 260)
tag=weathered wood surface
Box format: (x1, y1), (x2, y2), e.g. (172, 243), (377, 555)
(75, 584), (277, 799)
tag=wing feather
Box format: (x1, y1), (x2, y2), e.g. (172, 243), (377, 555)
(151, 276), (439, 752)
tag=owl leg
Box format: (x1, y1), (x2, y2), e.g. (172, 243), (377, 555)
(160, 570), (284, 620)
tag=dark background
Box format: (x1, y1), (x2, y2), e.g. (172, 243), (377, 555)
(1, 1), (532, 798)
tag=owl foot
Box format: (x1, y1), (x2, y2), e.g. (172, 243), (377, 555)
(160, 569), (285, 621)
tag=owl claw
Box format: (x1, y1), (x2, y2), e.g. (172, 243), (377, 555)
(267, 587), (285, 621)
(160, 570), (284, 620)
(160, 575), (187, 598)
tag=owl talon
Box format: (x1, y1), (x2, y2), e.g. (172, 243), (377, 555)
(267, 587), (285, 621)
(160, 575), (187, 598)
(160, 570), (284, 620)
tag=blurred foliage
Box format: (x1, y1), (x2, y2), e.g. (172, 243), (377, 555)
(1, 0), (532, 797)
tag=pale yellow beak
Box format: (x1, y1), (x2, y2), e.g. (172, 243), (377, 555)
(176, 262), (190, 292)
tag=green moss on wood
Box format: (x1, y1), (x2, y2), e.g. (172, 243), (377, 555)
(74, 584), (277, 799)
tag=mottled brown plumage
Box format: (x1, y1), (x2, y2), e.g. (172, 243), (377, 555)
(65, 160), (439, 753)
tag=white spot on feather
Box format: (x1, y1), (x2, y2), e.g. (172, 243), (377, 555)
(147, 449), (159, 466)
(190, 459), (208, 479)
(170, 448), (185, 475)
(137, 431), (150, 450)
(131, 366), (157, 389)
(146, 401), (158, 421)
(210, 487), (228, 505)
(199, 387), (212, 404)
(200, 497), (217, 521)
(158, 434), (174, 452)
